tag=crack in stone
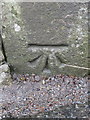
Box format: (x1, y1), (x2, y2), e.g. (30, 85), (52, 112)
(0, 33), (7, 62)
(64, 64), (90, 70)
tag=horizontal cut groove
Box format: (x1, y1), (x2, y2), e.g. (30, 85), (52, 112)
(28, 43), (69, 47)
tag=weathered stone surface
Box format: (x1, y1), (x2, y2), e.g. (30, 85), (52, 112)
(2, 2), (89, 76)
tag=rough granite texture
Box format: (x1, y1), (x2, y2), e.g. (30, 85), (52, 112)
(2, 2), (89, 76)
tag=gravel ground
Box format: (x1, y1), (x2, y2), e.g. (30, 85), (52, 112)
(0, 74), (89, 119)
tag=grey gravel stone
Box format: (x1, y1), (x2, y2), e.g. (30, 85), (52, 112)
(0, 74), (88, 119)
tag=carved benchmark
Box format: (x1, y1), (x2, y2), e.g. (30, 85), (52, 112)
(28, 43), (68, 73)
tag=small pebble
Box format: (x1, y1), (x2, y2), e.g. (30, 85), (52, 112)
(42, 80), (46, 84)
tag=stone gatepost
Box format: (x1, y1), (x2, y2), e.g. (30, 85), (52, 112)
(2, 2), (89, 76)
